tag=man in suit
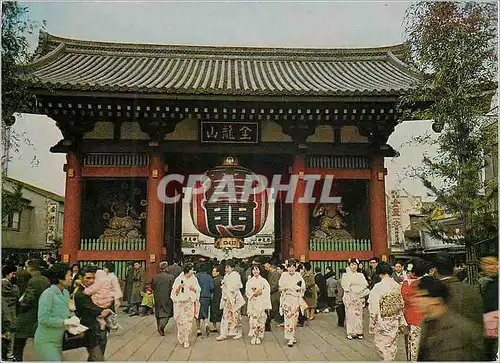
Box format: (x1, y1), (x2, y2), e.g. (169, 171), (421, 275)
(335, 268), (346, 327)
(74, 265), (113, 361)
(167, 260), (182, 278)
(14, 260), (50, 362)
(151, 262), (174, 336)
(368, 257), (381, 289)
(314, 267), (328, 312)
(391, 261), (406, 284)
(2, 264), (19, 361)
(416, 276), (483, 361)
(431, 252), (483, 327)
(15, 261), (32, 297)
(264, 261), (282, 330)
(123, 261), (134, 313)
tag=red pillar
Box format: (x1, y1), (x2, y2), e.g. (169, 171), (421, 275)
(61, 152), (82, 264)
(145, 152), (165, 281)
(292, 155), (309, 262)
(281, 194), (292, 259)
(369, 156), (389, 260)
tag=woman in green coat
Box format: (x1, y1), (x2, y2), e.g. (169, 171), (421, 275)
(34, 263), (80, 361)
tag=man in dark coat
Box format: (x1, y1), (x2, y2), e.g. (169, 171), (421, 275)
(2, 264), (19, 361)
(368, 256), (381, 289)
(75, 266), (113, 361)
(335, 268), (346, 327)
(13, 260), (50, 362)
(265, 261), (283, 329)
(391, 261), (405, 283)
(129, 262), (145, 316)
(209, 265), (223, 332)
(431, 252), (484, 327)
(167, 260), (182, 278)
(417, 276), (484, 361)
(151, 261), (174, 336)
(480, 252), (498, 361)
(196, 262), (214, 337)
(15, 261), (32, 297)
(314, 267), (328, 311)
(123, 261), (134, 313)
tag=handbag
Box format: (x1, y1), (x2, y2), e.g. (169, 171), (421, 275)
(63, 330), (87, 351)
(63, 287), (87, 351)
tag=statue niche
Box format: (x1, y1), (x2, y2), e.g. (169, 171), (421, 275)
(311, 202), (352, 240)
(100, 197), (144, 240)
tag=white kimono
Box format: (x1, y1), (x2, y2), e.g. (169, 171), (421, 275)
(246, 276), (272, 338)
(368, 276), (406, 361)
(220, 270), (245, 336)
(341, 271), (368, 336)
(278, 272), (307, 340)
(171, 273), (201, 345)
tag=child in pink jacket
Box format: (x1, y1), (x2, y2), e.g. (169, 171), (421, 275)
(83, 269), (115, 330)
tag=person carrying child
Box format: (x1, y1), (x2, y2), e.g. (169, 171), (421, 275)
(78, 269), (118, 330)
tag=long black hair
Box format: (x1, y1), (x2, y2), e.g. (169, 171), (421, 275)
(250, 264), (264, 276)
(183, 262), (194, 275)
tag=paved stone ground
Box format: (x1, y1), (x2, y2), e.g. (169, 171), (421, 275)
(23, 309), (406, 361)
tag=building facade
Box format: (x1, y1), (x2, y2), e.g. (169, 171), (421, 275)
(25, 32), (420, 279)
(2, 176), (65, 259)
(386, 189), (422, 261)
(402, 214), (465, 263)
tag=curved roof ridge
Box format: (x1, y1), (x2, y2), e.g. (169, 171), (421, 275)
(39, 31), (408, 57)
(24, 31), (420, 97)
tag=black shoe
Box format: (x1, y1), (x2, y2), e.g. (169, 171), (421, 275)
(129, 312), (138, 316)
(158, 328), (165, 336)
(265, 325), (271, 332)
(297, 323), (304, 327)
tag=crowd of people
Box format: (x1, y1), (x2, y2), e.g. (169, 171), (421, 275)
(1, 255), (121, 361)
(1, 250), (498, 361)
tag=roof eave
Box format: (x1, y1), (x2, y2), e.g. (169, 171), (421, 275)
(29, 86), (410, 103)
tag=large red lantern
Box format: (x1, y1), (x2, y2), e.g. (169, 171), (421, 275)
(190, 157), (268, 248)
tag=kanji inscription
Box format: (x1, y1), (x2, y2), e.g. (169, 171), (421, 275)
(200, 121), (259, 143)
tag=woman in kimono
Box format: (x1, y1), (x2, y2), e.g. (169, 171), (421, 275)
(245, 264), (272, 345)
(278, 258), (307, 347)
(341, 258), (369, 340)
(171, 263), (201, 348)
(216, 260), (245, 341)
(34, 263), (80, 361)
(368, 261), (406, 361)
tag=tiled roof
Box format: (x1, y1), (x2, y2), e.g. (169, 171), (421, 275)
(25, 32), (419, 97)
(2, 176), (65, 203)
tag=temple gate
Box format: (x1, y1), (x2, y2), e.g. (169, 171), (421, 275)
(24, 32), (419, 279)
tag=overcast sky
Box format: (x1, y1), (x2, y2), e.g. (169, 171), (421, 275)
(9, 1), (437, 198)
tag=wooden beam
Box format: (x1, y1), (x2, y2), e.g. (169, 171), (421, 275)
(30, 88), (402, 103)
(78, 139), (377, 156)
(82, 166), (149, 178)
(305, 168), (371, 179)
